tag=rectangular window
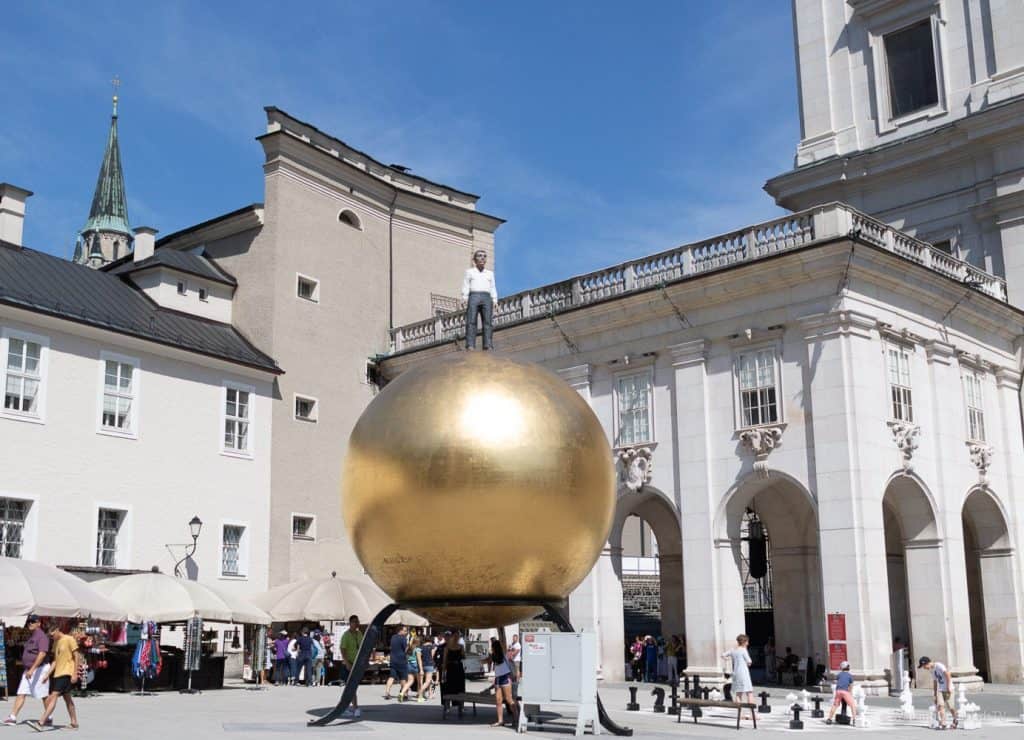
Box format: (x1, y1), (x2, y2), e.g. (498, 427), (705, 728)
(885, 19), (939, 118)
(615, 372), (652, 446)
(198, 287), (208, 302)
(297, 275), (319, 303)
(294, 395), (318, 422)
(221, 524), (245, 576)
(964, 371), (986, 442)
(887, 345), (914, 422)
(177, 281), (187, 295)
(223, 386), (251, 453)
(931, 239), (952, 255)
(5, 337), (42, 415)
(96, 508), (125, 567)
(101, 359), (135, 433)
(292, 515), (315, 541)
(0, 497), (28, 558)
(737, 349), (779, 427)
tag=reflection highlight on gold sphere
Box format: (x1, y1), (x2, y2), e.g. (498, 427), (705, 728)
(343, 352), (615, 626)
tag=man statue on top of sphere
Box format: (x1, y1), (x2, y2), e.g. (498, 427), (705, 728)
(462, 249), (497, 350)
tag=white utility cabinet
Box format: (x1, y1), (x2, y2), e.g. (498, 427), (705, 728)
(518, 631), (599, 735)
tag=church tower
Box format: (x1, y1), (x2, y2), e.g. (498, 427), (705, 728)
(765, 0), (1024, 307)
(74, 84), (132, 267)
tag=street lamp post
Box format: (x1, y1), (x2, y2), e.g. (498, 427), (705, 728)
(174, 515), (203, 578)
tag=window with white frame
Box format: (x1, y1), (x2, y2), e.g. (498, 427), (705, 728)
(292, 515), (315, 541)
(198, 287), (208, 302)
(223, 386), (251, 454)
(615, 372), (652, 446)
(737, 349), (779, 427)
(177, 280), (187, 295)
(294, 395), (318, 422)
(4, 336), (42, 416)
(884, 19), (939, 119)
(0, 497), (29, 558)
(963, 370), (985, 442)
(96, 508), (125, 567)
(101, 358), (136, 433)
(886, 345), (914, 422)
(296, 275), (320, 303)
(221, 524), (245, 576)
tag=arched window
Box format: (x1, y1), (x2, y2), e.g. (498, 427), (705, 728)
(338, 209), (361, 230)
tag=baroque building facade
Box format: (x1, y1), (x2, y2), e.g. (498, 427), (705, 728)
(381, 0), (1024, 690)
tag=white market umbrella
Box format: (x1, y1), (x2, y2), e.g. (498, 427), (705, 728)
(92, 571), (270, 625)
(0, 556), (127, 623)
(251, 572), (428, 626)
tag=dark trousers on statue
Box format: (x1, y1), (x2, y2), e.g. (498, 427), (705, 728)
(466, 291), (493, 350)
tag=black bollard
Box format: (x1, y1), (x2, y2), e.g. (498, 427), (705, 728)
(789, 704), (804, 730)
(627, 685), (640, 711)
(668, 683), (680, 715)
(723, 682), (733, 702)
(836, 699), (851, 725)
(758, 691), (772, 713)
(810, 696), (824, 719)
(651, 687), (666, 713)
(692, 675), (701, 699)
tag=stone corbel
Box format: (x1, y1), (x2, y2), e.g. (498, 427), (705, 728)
(889, 421), (920, 471)
(739, 425), (783, 478)
(967, 442), (993, 485)
(615, 445), (654, 492)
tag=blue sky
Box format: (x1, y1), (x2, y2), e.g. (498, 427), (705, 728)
(1, 1), (799, 295)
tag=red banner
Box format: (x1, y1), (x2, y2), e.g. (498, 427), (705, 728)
(827, 613), (846, 642)
(828, 642), (848, 670)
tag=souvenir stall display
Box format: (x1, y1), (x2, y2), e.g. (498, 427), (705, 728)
(181, 616), (202, 694)
(242, 624), (269, 687)
(0, 624), (8, 700)
(131, 621), (162, 695)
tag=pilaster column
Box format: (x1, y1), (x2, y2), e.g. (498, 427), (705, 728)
(668, 339), (728, 683)
(800, 310), (891, 692)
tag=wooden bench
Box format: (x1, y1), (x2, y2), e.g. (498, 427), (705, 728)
(676, 699), (757, 730)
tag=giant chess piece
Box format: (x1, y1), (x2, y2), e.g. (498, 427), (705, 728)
(898, 671), (915, 720)
(958, 683), (981, 730)
(853, 684), (870, 728)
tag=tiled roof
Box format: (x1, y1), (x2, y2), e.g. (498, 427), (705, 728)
(108, 248), (238, 286)
(0, 241), (280, 374)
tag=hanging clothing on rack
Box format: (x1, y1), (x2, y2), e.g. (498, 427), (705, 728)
(131, 622), (162, 680)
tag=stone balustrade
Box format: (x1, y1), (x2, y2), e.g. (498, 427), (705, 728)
(391, 202), (1008, 351)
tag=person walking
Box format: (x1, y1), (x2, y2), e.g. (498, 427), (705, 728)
(487, 637), (517, 727)
(399, 636), (421, 702)
(3, 615), (50, 726)
(722, 634), (755, 722)
(273, 630), (290, 686)
(919, 656), (958, 729)
(825, 660), (857, 724)
(643, 636), (658, 682)
(418, 635), (435, 701)
(384, 625), (408, 700)
(440, 632), (466, 715)
(296, 628), (314, 687)
(339, 615), (363, 718)
(30, 625), (79, 731)
(311, 632), (325, 686)
(461, 250), (497, 350)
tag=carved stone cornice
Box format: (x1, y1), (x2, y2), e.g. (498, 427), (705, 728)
(993, 366), (1022, 390)
(739, 425), (784, 478)
(967, 442), (993, 485)
(667, 339), (707, 368)
(923, 339), (956, 366)
(888, 421), (920, 471)
(615, 444), (654, 493)
(557, 363), (591, 391)
(799, 310), (877, 341)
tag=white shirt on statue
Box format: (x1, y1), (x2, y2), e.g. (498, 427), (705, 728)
(462, 268), (497, 301)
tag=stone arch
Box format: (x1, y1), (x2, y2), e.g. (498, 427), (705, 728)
(882, 473), (942, 679)
(608, 486), (684, 669)
(962, 487), (1023, 682)
(717, 471), (825, 682)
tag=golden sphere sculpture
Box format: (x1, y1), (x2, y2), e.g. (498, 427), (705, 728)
(343, 352), (615, 626)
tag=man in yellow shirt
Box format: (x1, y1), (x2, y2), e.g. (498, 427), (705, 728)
(31, 625), (79, 731)
(339, 615), (364, 719)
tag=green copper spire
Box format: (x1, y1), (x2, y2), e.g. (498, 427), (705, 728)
(79, 84), (131, 241)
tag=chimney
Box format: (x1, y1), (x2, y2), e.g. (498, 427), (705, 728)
(133, 226), (158, 262)
(0, 183), (33, 247)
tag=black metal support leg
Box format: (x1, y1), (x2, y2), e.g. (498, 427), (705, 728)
(541, 601), (633, 737)
(308, 602), (398, 726)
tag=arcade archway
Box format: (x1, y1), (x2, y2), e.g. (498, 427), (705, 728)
(962, 488), (1023, 682)
(609, 488), (684, 667)
(721, 475), (825, 683)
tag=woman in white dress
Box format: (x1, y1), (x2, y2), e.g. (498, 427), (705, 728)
(723, 634), (754, 721)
